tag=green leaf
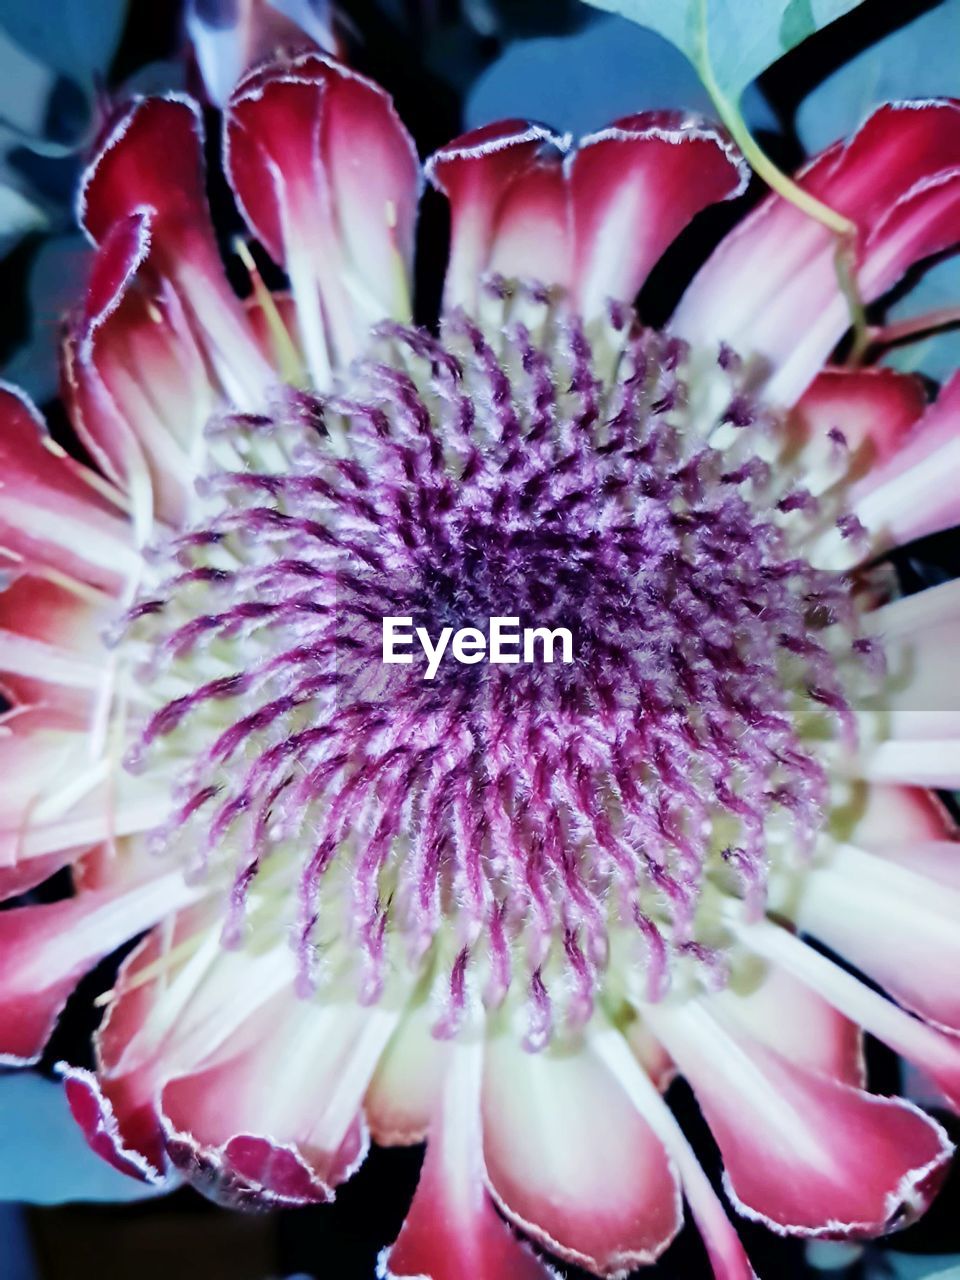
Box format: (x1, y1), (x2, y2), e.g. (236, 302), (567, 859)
(582, 0), (867, 101)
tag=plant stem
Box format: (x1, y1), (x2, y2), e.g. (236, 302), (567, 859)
(836, 237), (870, 362)
(693, 0), (865, 344)
(709, 84), (854, 236)
(704, 74), (869, 353)
(694, 0), (852, 235)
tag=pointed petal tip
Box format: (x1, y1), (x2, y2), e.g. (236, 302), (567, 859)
(77, 94), (206, 246)
(60, 1063), (170, 1186)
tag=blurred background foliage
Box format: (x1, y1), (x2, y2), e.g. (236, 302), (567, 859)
(0, 1), (958, 1277)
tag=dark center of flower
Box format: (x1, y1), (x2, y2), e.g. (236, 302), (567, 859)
(122, 288), (873, 1046)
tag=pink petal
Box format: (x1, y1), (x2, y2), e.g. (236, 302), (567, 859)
(860, 168), (960, 302)
(841, 371), (960, 561)
(62, 1066), (170, 1184)
(245, 289), (304, 373)
(0, 872), (200, 1065)
(624, 1018), (675, 1092)
(0, 572), (105, 714)
(314, 59), (419, 319)
(381, 1040), (553, 1280)
(646, 1000), (951, 1238)
(64, 210), (219, 527)
(365, 996), (445, 1146)
(224, 64), (309, 265)
(0, 708), (102, 882)
(79, 96), (273, 407)
(844, 783), (960, 888)
(846, 782), (956, 847)
(793, 842), (960, 1032)
(713, 963), (863, 1085)
(486, 156), (570, 290)
(80, 97), (209, 243)
(160, 993), (392, 1205)
(73, 832), (170, 895)
(225, 53), (419, 377)
(428, 112), (747, 319)
(740, 920), (960, 1116)
(65, 911), (300, 1183)
(0, 853), (84, 903)
(481, 1030), (681, 1275)
(674, 100), (960, 405)
(857, 575), (960, 741)
(0, 707), (171, 865)
(594, 1027), (758, 1280)
(866, 577), (960, 664)
(866, 841), (960, 891)
(64, 915), (209, 1183)
(0, 384), (135, 591)
(426, 121), (571, 312)
(790, 366), (927, 491)
(854, 739), (960, 789)
(569, 112), (748, 317)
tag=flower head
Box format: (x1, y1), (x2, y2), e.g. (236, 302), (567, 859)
(129, 303), (871, 1044)
(2, 47), (960, 1280)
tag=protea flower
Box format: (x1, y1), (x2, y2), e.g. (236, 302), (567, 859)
(3, 49), (960, 1280)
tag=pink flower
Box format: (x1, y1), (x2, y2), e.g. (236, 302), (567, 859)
(1, 51), (960, 1279)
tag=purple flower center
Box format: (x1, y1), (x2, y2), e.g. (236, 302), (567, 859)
(122, 292), (871, 1046)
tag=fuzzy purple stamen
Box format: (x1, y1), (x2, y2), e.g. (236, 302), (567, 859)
(125, 295), (868, 1042)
